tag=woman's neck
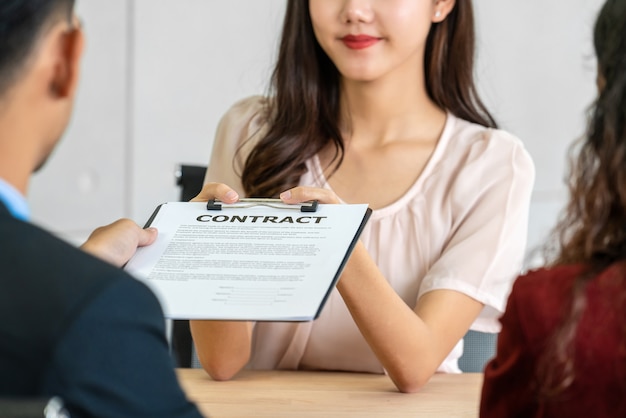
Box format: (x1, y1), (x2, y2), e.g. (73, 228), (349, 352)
(339, 73), (445, 147)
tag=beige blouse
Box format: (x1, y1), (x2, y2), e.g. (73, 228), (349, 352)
(204, 96), (535, 373)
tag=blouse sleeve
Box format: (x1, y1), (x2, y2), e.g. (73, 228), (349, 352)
(203, 96), (269, 197)
(480, 277), (537, 417)
(418, 128), (535, 332)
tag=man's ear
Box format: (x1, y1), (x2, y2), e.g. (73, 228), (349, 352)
(49, 25), (84, 99)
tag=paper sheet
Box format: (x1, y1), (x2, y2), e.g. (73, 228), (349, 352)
(125, 201), (371, 321)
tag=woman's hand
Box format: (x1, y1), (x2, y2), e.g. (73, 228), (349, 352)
(280, 186), (341, 205)
(188, 181), (253, 381)
(81, 219), (157, 267)
(190, 182), (240, 203)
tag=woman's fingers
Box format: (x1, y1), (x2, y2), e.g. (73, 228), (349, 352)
(280, 186), (341, 204)
(191, 182), (239, 203)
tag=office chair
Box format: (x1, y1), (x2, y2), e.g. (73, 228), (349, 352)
(0, 397), (69, 418)
(458, 330), (498, 372)
(175, 164), (208, 203)
(172, 164), (207, 367)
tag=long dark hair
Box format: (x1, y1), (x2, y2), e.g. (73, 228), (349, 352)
(240, 0), (496, 198)
(539, 0), (626, 398)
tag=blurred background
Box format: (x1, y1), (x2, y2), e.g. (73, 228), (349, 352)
(28, 0), (605, 268)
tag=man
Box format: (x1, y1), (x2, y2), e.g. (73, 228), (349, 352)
(0, 1), (203, 416)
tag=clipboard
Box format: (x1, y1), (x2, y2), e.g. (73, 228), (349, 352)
(206, 198), (319, 212)
(125, 199), (372, 322)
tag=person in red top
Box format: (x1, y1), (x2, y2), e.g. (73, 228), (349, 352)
(480, 0), (626, 416)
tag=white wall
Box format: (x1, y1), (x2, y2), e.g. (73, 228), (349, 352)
(131, 0), (286, 224)
(474, 0), (604, 266)
(29, 0), (285, 242)
(29, 0), (130, 240)
(28, 0), (605, 266)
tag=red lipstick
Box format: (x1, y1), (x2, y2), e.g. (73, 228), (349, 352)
(341, 34), (380, 50)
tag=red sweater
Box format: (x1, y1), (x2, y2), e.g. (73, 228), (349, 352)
(480, 264), (626, 417)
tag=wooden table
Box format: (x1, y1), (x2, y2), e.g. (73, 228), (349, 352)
(177, 369), (483, 417)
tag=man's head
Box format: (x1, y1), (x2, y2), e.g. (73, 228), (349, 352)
(0, 0), (82, 189)
(0, 0), (76, 96)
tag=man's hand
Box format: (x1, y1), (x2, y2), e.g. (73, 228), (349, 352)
(80, 219), (158, 267)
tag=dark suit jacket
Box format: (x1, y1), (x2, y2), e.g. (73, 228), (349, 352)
(480, 264), (626, 418)
(0, 202), (202, 418)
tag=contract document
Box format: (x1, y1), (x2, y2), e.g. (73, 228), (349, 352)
(125, 201), (371, 321)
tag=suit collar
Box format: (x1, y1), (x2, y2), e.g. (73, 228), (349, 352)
(0, 200), (12, 217)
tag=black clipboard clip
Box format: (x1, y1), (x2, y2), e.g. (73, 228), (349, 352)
(207, 198), (319, 212)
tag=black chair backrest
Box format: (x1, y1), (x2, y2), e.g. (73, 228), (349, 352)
(175, 164), (207, 202)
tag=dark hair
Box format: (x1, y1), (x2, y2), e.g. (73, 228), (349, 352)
(0, 0), (75, 97)
(539, 0), (626, 398)
(240, 0), (496, 198)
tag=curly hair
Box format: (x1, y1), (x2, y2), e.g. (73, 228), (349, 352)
(538, 0), (626, 398)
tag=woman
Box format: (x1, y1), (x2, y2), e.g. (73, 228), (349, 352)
(480, 0), (626, 415)
(192, 0), (534, 393)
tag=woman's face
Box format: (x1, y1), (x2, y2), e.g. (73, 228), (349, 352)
(309, 0), (440, 83)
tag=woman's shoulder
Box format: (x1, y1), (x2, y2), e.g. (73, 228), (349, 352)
(510, 265), (584, 308)
(447, 114), (531, 161)
(514, 262), (626, 298)
(503, 265), (584, 332)
(437, 114), (535, 194)
(515, 265), (583, 288)
(213, 95), (272, 154)
(219, 95), (270, 130)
